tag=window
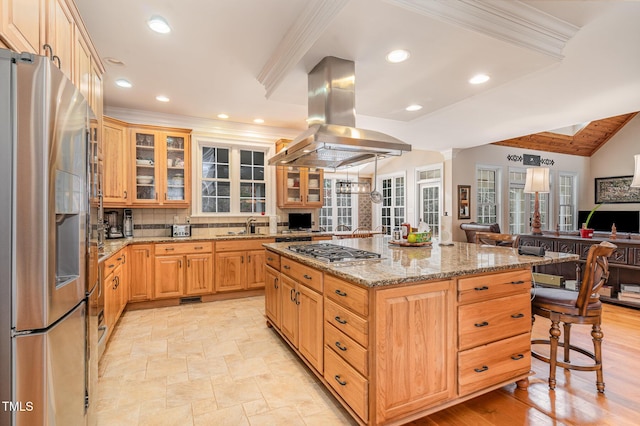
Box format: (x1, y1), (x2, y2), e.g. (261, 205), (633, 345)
(476, 167), (500, 224)
(558, 173), (577, 231)
(195, 138), (269, 215)
(380, 175), (405, 235)
(417, 165), (443, 236)
(508, 169), (551, 234)
(319, 178), (358, 231)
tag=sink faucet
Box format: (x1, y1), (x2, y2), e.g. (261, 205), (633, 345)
(246, 217), (257, 234)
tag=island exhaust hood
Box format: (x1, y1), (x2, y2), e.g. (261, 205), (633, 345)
(268, 56), (411, 169)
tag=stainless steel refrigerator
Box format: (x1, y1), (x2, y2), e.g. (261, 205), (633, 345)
(0, 48), (100, 425)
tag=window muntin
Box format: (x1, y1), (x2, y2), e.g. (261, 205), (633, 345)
(476, 167), (499, 224)
(239, 150), (265, 214)
(201, 147), (230, 213)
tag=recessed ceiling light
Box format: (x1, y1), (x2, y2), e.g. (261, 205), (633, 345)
(104, 57), (125, 66)
(253, 118), (264, 124)
(155, 95), (170, 102)
(469, 74), (490, 85)
(115, 79), (132, 88)
(405, 104), (423, 112)
(217, 113), (229, 119)
(147, 16), (171, 34)
(386, 49), (410, 63)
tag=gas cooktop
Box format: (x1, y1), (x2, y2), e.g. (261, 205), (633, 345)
(288, 243), (381, 263)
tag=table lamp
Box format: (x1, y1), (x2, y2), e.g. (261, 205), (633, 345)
(524, 167), (550, 235)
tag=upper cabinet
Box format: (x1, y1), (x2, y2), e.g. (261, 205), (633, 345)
(0, 0), (45, 54)
(274, 139), (324, 208)
(103, 117), (129, 206)
(130, 126), (191, 207)
(47, 0), (74, 80)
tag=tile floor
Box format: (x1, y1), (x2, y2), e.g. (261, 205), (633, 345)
(97, 296), (356, 425)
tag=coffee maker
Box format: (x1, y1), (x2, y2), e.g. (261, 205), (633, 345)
(123, 209), (133, 237)
(105, 211), (123, 239)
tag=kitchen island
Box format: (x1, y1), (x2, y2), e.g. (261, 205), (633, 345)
(263, 236), (578, 425)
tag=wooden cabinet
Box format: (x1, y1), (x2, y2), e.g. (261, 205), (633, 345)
(265, 264), (281, 328)
(130, 127), (191, 206)
(47, 0), (74, 80)
(277, 166), (324, 208)
(0, 0), (45, 54)
(103, 248), (128, 341)
(128, 244), (153, 302)
(456, 269), (531, 397)
(154, 242), (213, 299)
(102, 117), (130, 205)
(215, 239), (274, 292)
(73, 26), (90, 104)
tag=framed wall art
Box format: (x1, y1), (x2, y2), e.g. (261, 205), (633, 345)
(594, 176), (640, 204)
(458, 185), (471, 219)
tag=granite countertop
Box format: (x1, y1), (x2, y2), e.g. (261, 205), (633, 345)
(98, 232), (334, 263)
(263, 236), (580, 288)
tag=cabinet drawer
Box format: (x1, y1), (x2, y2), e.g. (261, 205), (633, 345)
(458, 269), (530, 304)
(458, 333), (531, 396)
(324, 347), (368, 422)
(324, 299), (368, 347)
(325, 322), (368, 377)
(216, 238), (274, 252)
(154, 242), (212, 255)
(265, 251), (281, 270)
(458, 293), (531, 350)
(281, 257), (323, 292)
(325, 275), (369, 317)
(103, 250), (125, 272)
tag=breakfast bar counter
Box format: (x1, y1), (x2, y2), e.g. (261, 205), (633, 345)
(262, 237), (578, 425)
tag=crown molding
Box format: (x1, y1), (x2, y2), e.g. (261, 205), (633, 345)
(257, 0), (349, 98)
(386, 0), (579, 59)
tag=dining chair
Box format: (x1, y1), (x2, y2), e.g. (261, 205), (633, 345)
(474, 231), (520, 248)
(531, 241), (617, 392)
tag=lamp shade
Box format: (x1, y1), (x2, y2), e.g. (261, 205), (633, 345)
(524, 167), (550, 193)
(631, 154), (640, 188)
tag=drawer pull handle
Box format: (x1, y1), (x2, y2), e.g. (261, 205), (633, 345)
(303, 274), (312, 280)
(290, 288), (295, 302)
(274, 278), (278, 289)
(116, 257), (122, 261)
(283, 265), (291, 270)
(510, 280), (525, 285)
(474, 321), (489, 328)
(511, 313), (525, 319)
(511, 354), (524, 361)
(165, 247), (174, 251)
(335, 341), (347, 351)
(194, 246), (203, 249)
(334, 375), (347, 386)
(108, 264), (115, 269)
(334, 316), (347, 325)
(474, 286), (489, 291)
(474, 366), (489, 373)
(335, 289), (347, 297)
(267, 257), (274, 261)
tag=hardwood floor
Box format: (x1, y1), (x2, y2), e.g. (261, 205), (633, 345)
(410, 304), (640, 425)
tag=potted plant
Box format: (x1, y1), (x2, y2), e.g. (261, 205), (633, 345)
(580, 204), (603, 238)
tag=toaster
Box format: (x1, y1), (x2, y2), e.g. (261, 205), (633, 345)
(172, 224), (191, 238)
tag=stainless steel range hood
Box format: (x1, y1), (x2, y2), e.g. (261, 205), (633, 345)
(268, 56), (411, 169)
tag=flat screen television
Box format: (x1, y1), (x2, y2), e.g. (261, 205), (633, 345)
(577, 210), (640, 233)
(288, 213), (312, 230)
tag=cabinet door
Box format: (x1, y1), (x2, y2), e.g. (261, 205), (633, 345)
(280, 276), (298, 347)
(214, 252), (245, 292)
(103, 270), (117, 332)
(185, 253), (213, 295)
(246, 249), (266, 289)
(154, 255), (184, 299)
(162, 131), (190, 205)
(74, 29), (91, 103)
(102, 119), (129, 204)
(303, 168), (323, 207)
(47, 0), (74, 80)
(131, 129), (160, 204)
(0, 0), (44, 54)
(265, 267), (280, 328)
(116, 254), (128, 318)
(297, 285), (323, 372)
(89, 58), (103, 119)
(281, 167), (304, 207)
(129, 245), (153, 302)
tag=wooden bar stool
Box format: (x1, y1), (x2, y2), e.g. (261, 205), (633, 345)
(474, 231), (520, 248)
(531, 241), (616, 393)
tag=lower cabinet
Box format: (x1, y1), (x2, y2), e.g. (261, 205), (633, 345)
(154, 242), (213, 299)
(103, 247), (128, 341)
(215, 239), (274, 292)
(265, 265), (281, 328)
(128, 244), (153, 301)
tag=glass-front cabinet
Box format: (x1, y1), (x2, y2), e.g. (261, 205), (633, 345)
(277, 166), (324, 208)
(130, 126), (191, 207)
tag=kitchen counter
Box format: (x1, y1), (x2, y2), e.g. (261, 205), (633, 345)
(263, 235), (579, 287)
(99, 231), (334, 262)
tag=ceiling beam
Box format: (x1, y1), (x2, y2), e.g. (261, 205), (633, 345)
(257, 0), (350, 99)
(386, 0), (580, 59)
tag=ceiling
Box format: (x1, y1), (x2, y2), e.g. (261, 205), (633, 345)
(75, 0), (640, 153)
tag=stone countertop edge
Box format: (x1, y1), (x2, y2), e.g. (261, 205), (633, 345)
(262, 238), (580, 288)
(98, 232), (333, 263)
